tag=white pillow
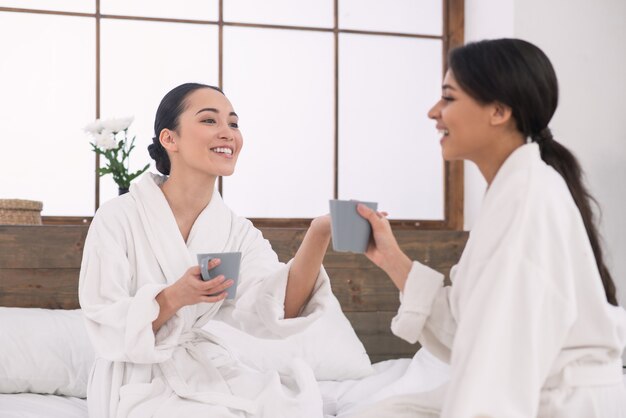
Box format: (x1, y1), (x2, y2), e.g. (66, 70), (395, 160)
(0, 308), (95, 398)
(204, 308), (374, 381)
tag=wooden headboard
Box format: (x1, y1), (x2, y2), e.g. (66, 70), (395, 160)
(0, 225), (468, 362)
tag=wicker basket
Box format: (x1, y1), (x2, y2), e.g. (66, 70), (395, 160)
(0, 199), (43, 225)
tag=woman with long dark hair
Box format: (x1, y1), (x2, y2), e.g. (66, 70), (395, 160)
(352, 39), (626, 417)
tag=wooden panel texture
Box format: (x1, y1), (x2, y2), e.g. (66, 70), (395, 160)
(0, 225), (468, 360)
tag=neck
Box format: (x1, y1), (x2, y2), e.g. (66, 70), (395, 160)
(160, 169), (217, 216)
(472, 131), (525, 186)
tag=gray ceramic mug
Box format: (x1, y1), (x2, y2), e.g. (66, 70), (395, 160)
(196, 252), (242, 300)
(329, 199), (378, 253)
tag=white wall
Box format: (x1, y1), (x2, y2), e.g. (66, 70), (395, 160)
(465, 0), (626, 309)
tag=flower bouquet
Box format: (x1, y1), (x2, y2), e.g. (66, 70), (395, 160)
(85, 117), (150, 194)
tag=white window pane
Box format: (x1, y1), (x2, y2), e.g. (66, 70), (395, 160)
(101, 0), (218, 21)
(222, 27), (334, 218)
(0, 12), (96, 216)
(339, 0), (442, 36)
(339, 34), (443, 220)
(0, 1), (94, 13)
(100, 19), (218, 204)
(224, 0), (332, 28)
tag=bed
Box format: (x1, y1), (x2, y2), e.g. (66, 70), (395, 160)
(0, 224), (467, 417)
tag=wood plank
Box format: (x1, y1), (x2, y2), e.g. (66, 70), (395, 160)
(0, 226), (467, 271)
(345, 311), (420, 360)
(263, 228), (467, 277)
(0, 268), (80, 309)
(0, 225), (88, 269)
(328, 267), (399, 312)
(360, 334), (418, 359)
(0, 226), (467, 311)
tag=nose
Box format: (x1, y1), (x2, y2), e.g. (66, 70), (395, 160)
(218, 124), (235, 141)
(427, 99), (442, 120)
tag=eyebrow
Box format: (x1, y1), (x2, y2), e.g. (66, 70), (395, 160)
(442, 84), (457, 91)
(195, 108), (238, 117)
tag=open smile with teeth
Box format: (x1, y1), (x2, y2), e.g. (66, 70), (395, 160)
(438, 129), (450, 137)
(211, 147), (234, 157)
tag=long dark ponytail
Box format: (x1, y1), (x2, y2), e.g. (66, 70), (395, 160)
(449, 38), (617, 306)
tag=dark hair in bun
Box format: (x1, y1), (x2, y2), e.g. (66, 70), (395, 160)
(148, 83), (224, 175)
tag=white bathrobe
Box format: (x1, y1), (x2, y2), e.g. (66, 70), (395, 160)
(78, 173), (368, 418)
(353, 143), (626, 418)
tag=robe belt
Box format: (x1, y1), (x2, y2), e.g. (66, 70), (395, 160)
(543, 360), (623, 389)
(159, 327), (258, 414)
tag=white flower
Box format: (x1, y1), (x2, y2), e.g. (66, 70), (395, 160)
(94, 129), (117, 150)
(84, 119), (103, 135)
(101, 116), (134, 134)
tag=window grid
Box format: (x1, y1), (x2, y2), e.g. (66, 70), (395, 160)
(0, 0), (464, 229)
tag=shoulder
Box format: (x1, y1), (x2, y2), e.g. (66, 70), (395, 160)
(88, 194), (138, 243)
(485, 144), (578, 221)
(228, 212), (276, 257)
(93, 194), (137, 224)
(231, 213), (265, 242)
(528, 156), (581, 225)
(471, 145), (581, 255)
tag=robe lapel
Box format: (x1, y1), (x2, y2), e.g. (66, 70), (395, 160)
(186, 187), (232, 255)
(130, 173), (234, 285)
(130, 174), (235, 327)
(130, 173), (193, 285)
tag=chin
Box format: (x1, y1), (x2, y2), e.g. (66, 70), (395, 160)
(441, 146), (453, 161)
(218, 167), (236, 177)
(441, 144), (463, 162)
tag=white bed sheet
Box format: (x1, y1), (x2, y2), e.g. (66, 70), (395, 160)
(0, 392), (87, 418)
(322, 348), (450, 417)
(0, 350), (449, 418)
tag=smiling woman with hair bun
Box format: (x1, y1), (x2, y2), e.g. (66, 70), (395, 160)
(78, 82), (369, 418)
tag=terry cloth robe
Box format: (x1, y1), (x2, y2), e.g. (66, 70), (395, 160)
(79, 173), (367, 418)
(351, 143), (626, 418)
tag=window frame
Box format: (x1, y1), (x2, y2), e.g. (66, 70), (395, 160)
(1, 0), (464, 230)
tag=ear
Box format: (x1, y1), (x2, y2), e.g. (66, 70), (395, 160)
(159, 129), (178, 152)
(489, 102), (513, 127)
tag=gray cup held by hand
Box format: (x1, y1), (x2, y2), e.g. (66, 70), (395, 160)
(329, 199), (378, 253)
(196, 252), (242, 300)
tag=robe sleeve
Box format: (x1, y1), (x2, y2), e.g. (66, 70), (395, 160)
(78, 208), (184, 364)
(390, 262), (457, 363)
(441, 252), (576, 418)
(215, 218), (330, 338)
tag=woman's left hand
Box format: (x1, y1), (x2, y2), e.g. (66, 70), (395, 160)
(284, 213), (331, 318)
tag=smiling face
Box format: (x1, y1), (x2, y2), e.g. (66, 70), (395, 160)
(161, 87), (243, 178)
(427, 70), (501, 163)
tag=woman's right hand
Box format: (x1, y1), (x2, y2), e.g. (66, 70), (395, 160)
(168, 260), (234, 310)
(153, 260), (233, 333)
(153, 260), (234, 333)
(356, 203), (413, 290)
